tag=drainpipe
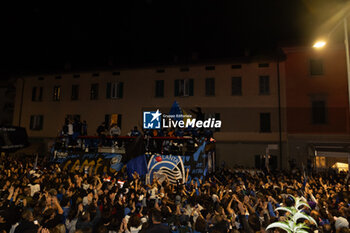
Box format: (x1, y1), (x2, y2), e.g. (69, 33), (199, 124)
(18, 78), (25, 127)
(277, 51), (283, 170)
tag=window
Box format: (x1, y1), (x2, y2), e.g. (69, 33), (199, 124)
(231, 64), (242, 69)
(66, 114), (80, 122)
(71, 85), (79, 100)
(260, 113), (271, 132)
(155, 80), (164, 97)
(258, 63), (269, 68)
(215, 113), (220, 132)
(231, 77), (242, 95)
(174, 79), (194, 97)
(32, 87), (43, 101)
(312, 100), (327, 124)
(180, 67), (189, 72)
(259, 76), (270, 95)
(106, 82), (124, 99)
(205, 66), (215, 70)
(105, 114), (122, 128)
(90, 83), (99, 100)
(30, 115), (43, 130)
(105, 115), (110, 128)
(53, 86), (61, 101)
(73, 74), (80, 78)
(55, 76), (62, 80)
(205, 78), (215, 96)
(32, 87), (36, 101)
(112, 71), (120, 76)
(92, 73), (99, 77)
(310, 59), (323, 75)
(255, 154), (277, 170)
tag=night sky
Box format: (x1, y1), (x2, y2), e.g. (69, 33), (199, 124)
(0, 0), (347, 77)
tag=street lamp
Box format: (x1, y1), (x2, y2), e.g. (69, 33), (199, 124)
(313, 40), (326, 48)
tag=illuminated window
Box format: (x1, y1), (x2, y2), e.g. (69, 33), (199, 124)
(53, 86), (61, 101)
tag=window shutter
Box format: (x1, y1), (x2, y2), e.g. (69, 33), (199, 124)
(215, 113), (220, 132)
(106, 82), (111, 99)
(174, 80), (179, 96)
(260, 113), (271, 132)
(30, 116), (34, 130)
(155, 80), (164, 97)
(189, 79), (194, 96)
(32, 87), (37, 101)
(39, 115), (44, 130)
(118, 82), (124, 98)
(205, 79), (210, 96)
(266, 77), (270, 94)
(160, 80), (164, 97)
(38, 87), (43, 101)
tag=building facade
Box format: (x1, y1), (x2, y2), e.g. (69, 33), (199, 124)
(283, 45), (350, 169)
(12, 58), (287, 168)
(0, 79), (16, 126)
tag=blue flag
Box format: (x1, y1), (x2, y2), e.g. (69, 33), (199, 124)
(193, 142), (206, 161)
(127, 155), (148, 179)
(169, 101), (183, 121)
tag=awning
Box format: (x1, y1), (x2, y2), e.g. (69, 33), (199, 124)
(12, 142), (45, 156)
(310, 143), (350, 157)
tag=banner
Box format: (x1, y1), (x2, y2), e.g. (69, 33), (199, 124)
(0, 126), (29, 151)
(145, 142), (209, 184)
(51, 141), (213, 180)
(127, 155), (148, 178)
(146, 154), (185, 184)
(52, 152), (123, 174)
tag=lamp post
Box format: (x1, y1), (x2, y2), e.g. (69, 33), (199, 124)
(343, 18), (350, 110)
(313, 16), (350, 172)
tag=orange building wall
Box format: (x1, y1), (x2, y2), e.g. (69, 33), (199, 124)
(284, 46), (349, 134)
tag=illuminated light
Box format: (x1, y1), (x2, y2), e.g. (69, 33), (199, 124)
(313, 41), (326, 48)
(331, 162), (348, 172)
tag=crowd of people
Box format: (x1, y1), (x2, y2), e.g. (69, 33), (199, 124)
(0, 153), (349, 233)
